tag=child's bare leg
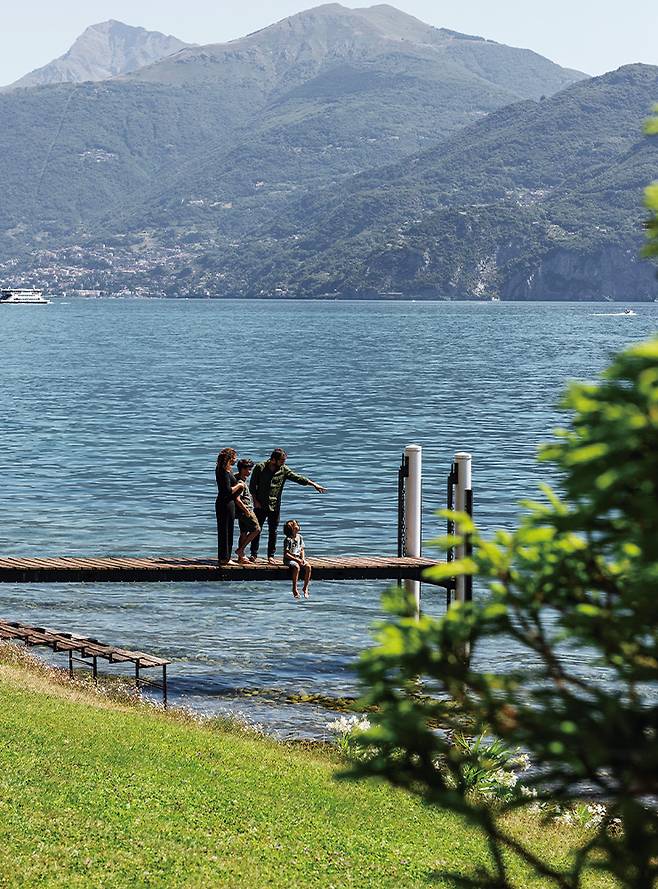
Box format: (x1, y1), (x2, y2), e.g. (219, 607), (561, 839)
(237, 527), (259, 561)
(289, 562), (300, 598)
(242, 528), (259, 551)
(236, 531), (248, 562)
(302, 564), (312, 597)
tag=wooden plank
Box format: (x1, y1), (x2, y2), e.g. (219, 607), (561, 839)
(1, 619), (171, 669)
(0, 558), (39, 568)
(0, 558), (50, 569)
(1, 625), (83, 654)
(0, 554), (448, 586)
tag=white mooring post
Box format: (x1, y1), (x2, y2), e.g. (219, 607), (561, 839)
(453, 451), (473, 604)
(403, 444), (422, 613)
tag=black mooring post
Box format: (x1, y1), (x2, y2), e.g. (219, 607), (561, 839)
(465, 487), (474, 602)
(135, 661), (140, 691)
(446, 461), (457, 608)
(68, 650), (73, 678)
(447, 461), (457, 551)
(397, 452), (409, 589)
(92, 656), (98, 683)
(162, 664), (168, 709)
(397, 453), (409, 559)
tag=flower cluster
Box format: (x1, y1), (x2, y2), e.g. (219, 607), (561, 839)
(326, 714), (372, 759)
(326, 714), (371, 735)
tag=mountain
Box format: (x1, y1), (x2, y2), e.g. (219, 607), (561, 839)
(0, 2), (586, 282)
(126, 3), (582, 98)
(217, 64), (658, 300)
(6, 21), (189, 90)
(66, 64), (656, 301)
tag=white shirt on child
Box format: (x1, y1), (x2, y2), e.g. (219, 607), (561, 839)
(284, 534), (304, 558)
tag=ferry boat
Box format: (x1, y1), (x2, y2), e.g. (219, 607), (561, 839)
(0, 288), (50, 305)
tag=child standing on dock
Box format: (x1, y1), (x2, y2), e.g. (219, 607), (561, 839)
(283, 520), (311, 599)
(234, 459), (261, 563)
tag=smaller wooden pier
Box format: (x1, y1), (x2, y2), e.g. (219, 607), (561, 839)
(0, 555), (446, 586)
(0, 619), (170, 704)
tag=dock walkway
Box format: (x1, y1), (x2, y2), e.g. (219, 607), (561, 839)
(0, 554), (446, 585)
(0, 619), (170, 703)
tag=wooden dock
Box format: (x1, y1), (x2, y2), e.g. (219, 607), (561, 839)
(0, 619), (170, 703)
(0, 554), (446, 585)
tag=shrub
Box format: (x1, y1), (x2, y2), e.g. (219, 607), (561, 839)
(353, 336), (658, 889)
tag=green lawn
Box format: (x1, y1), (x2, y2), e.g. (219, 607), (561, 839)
(0, 655), (617, 888)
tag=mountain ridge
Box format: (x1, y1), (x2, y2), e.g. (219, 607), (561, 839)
(5, 20), (190, 90)
(123, 3), (585, 98)
(3, 5), (647, 302)
(0, 2), (586, 269)
(219, 63), (658, 301)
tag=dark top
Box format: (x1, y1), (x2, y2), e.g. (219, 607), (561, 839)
(249, 462), (310, 512)
(216, 467), (237, 509)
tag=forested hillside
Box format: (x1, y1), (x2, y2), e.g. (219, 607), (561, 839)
(7, 7), (656, 299)
(0, 3), (586, 298)
(223, 64), (658, 300)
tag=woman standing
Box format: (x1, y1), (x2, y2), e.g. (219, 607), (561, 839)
(215, 447), (244, 565)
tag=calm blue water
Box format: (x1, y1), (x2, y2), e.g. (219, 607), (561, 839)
(1, 299), (657, 734)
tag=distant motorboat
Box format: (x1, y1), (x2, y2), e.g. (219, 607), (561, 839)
(592, 308), (637, 317)
(0, 288), (50, 305)
(490, 295), (501, 302)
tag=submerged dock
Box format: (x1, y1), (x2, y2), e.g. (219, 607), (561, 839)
(0, 554), (446, 585)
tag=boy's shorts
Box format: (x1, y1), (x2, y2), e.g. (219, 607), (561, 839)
(238, 510), (260, 533)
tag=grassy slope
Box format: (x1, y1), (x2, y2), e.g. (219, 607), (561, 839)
(0, 661), (617, 888)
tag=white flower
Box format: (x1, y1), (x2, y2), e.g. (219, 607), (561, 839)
(520, 785), (538, 798)
(326, 715), (353, 734)
(585, 803), (608, 829)
(326, 714), (370, 735)
(492, 768), (518, 788)
(511, 753), (531, 772)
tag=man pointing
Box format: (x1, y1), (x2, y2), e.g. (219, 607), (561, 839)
(249, 448), (327, 564)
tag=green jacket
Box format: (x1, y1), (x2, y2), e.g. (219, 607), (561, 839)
(249, 462), (311, 512)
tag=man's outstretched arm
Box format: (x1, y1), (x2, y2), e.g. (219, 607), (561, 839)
(285, 466), (327, 493)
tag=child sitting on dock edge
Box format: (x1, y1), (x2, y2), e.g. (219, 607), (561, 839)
(234, 459), (261, 564)
(283, 520), (311, 599)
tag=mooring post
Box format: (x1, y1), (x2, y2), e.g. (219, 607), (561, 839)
(403, 444), (422, 613)
(453, 451), (473, 604)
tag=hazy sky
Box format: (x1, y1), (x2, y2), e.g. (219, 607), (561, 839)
(3, 0), (658, 86)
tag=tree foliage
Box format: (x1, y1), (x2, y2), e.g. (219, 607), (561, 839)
(352, 336), (658, 888)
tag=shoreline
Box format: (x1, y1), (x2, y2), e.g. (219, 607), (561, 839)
(32, 294), (657, 303)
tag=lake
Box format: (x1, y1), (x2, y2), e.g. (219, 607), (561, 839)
(1, 298), (657, 735)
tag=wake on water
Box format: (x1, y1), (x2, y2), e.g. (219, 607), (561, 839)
(592, 311), (637, 317)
